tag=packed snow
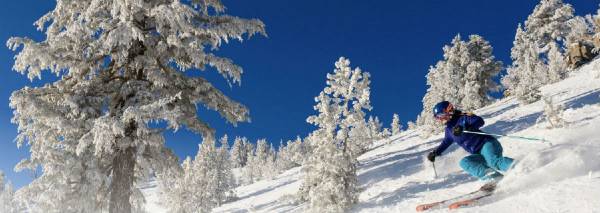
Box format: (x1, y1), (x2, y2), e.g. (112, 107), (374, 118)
(143, 57), (600, 212)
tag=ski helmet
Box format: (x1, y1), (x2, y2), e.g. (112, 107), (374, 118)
(432, 101), (453, 120)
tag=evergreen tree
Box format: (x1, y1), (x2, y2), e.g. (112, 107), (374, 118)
(502, 24), (545, 103)
(7, 0), (264, 212)
(407, 121), (417, 130)
(163, 136), (235, 212)
(0, 171), (18, 213)
(566, 16), (592, 46)
(276, 141), (288, 171)
(255, 139), (270, 165)
(265, 145), (278, 179)
(231, 137), (249, 168)
(244, 140), (256, 165)
(242, 142), (257, 184)
(417, 34), (501, 133)
(461, 35), (503, 110)
(547, 41), (569, 82)
(241, 157), (255, 184)
(247, 139), (278, 180)
(160, 156), (194, 213)
(347, 116), (371, 155)
(276, 140), (298, 171)
(538, 96), (567, 128)
(525, 0), (574, 49)
(217, 135), (236, 202)
(381, 128), (392, 139)
(367, 116), (384, 141)
(589, 8), (600, 52)
(503, 0), (576, 103)
(288, 136), (307, 166)
(299, 57), (368, 212)
(391, 113), (403, 136)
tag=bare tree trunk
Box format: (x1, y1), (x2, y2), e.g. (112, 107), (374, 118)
(109, 146), (136, 213)
(108, 42), (144, 213)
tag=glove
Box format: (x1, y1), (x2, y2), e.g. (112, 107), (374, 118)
(452, 125), (464, 136)
(427, 151), (437, 162)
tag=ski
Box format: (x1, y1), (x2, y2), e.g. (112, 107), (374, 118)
(447, 192), (493, 210)
(416, 183), (496, 212)
(447, 182), (496, 210)
(416, 190), (484, 211)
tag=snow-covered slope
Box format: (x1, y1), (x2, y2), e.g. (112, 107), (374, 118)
(144, 59), (600, 212)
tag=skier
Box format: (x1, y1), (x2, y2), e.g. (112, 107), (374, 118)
(426, 101), (514, 182)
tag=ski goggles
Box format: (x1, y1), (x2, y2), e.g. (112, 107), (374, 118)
(434, 104), (454, 121)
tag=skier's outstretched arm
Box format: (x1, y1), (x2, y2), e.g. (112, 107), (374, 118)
(428, 136), (452, 162)
(434, 135), (453, 156)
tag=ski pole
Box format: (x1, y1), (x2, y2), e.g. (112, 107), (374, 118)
(463, 130), (548, 142)
(432, 161), (438, 179)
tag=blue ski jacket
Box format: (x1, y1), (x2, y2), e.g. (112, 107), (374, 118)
(433, 112), (494, 156)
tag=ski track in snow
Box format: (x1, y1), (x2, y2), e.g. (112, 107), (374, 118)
(143, 60), (600, 212)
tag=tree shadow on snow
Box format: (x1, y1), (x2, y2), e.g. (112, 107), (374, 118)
(561, 89), (600, 110)
(368, 134), (420, 151)
(482, 89), (600, 136)
(242, 199), (301, 213)
(354, 173), (474, 211)
(359, 139), (440, 171)
(358, 149), (432, 188)
(235, 179), (297, 201)
(479, 101), (519, 120)
(482, 112), (543, 135)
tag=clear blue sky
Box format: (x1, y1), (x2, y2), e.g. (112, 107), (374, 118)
(1, 0), (598, 188)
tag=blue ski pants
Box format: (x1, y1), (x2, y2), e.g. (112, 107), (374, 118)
(459, 139), (514, 180)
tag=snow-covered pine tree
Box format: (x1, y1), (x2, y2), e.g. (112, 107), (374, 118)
(461, 35), (503, 110)
(381, 128), (392, 139)
(0, 171), (18, 213)
(504, 0), (575, 103)
(416, 64), (446, 135)
(439, 35), (467, 105)
(265, 145), (278, 179)
(244, 140), (256, 163)
(391, 113), (403, 136)
(231, 136), (249, 168)
(417, 34), (501, 134)
(276, 140), (297, 171)
(548, 41), (569, 82)
(275, 141), (287, 171)
(502, 24), (545, 103)
(347, 116), (370, 155)
(242, 141), (257, 184)
(164, 136), (235, 212)
(566, 16), (592, 46)
(255, 139), (269, 162)
(254, 139), (270, 179)
(7, 0), (264, 212)
(241, 157), (255, 184)
(416, 35), (466, 133)
(538, 96), (567, 128)
(407, 121), (417, 130)
(588, 8), (600, 52)
(367, 116), (384, 141)
(525, 0), (574, 49)
(160, 156), (193, 213)
(300, 57), (369, 212)
(288, 136), (306, 166)
(417, 61), (461, 138)
(217, 135), (236, 202)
